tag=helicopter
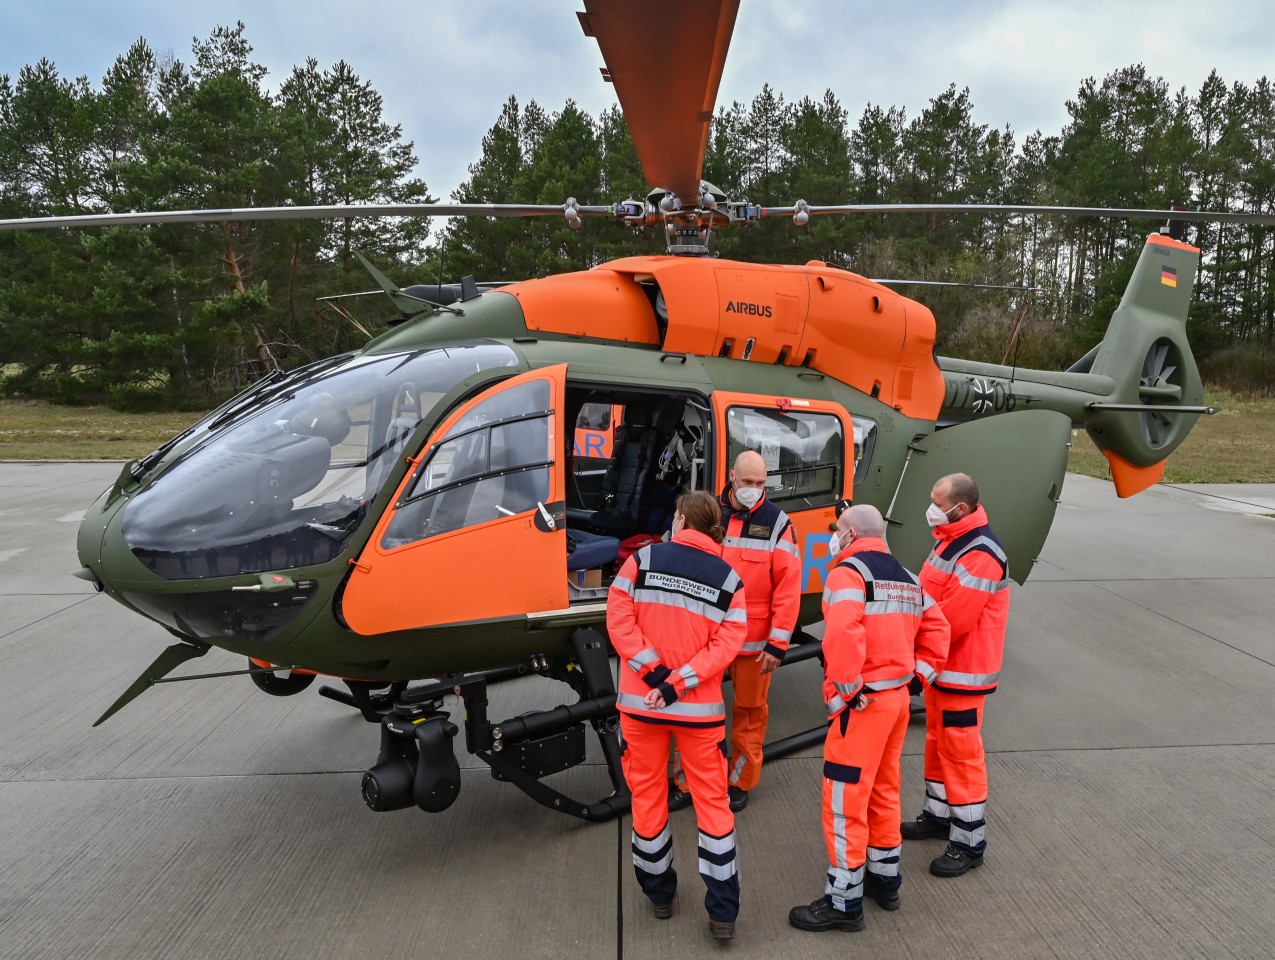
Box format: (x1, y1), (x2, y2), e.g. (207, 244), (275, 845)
(6, 0), (1275, 822)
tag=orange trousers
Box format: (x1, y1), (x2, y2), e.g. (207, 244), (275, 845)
(674, 648), (771, 794)
(921, 687), (988, 856)
(621, 715), (739, 922)
(726, 650), (770, 791)
(821, 687), (909, 912)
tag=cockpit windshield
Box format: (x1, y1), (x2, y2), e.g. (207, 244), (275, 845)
(121, 343), (519, 580)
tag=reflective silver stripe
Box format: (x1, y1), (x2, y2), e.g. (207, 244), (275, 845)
(699, 857), (738, 881)
(633, 847), (673, 875)
(723, 607), (748, 623)
(636, 548), (653, 571)
(823, 586), (865, 605)
(923, 779), (950, 820)
(963, 535), (1008, 564)
(631, 588), (727, 623)
(864, 598), (924, 615)
(722, 536), (774, 552)
(937, 670), (999, 686)
(866, 845), (901, 877)
(825, 863), (864, 913)
(830, 781), (848, 868)
(633, 824), (672, 854)
(865, 674), (912, 691)
(950, 824), (986, 848)
(769, 514), (793, 546)
(698, 830), (737, 855)
(914, 660), (937, 684)
(833, 680), (861, 697)
(729, 755), (746, 785)
(770, 627), (793, 642)
(627, 648), (659, 673)
(678, 664), (699, 690)
(723, 568), (742, 592)
(950, 801), (987, 823)
(611, 575), (634, 596)
(955, 567), (1009, 593)
(740, 639), (767, 653)
(632, 824), (674, 875)
(922, 594), (936, 610)
(826, 694), (847, 716)
(777, 539), (801, 558)
(616, 692), (726, 717)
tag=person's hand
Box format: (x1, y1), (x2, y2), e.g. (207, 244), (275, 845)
(644, 688), (666, 710)
(757, 651), (782, 675)
(851, 692), (871, 712)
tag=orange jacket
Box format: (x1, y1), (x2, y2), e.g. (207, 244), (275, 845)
(606, 528), (748, 725)
(918, 505), (1010, 695)
(821, 537), (950, 717)
(718, 487), (802, 658)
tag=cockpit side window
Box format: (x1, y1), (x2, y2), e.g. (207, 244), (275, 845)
(725, 406), (844, 510)
(120, 343), (518, 580)
(382, 380), (553, 547)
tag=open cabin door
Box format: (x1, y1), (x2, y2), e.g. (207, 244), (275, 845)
(711, 391), (853, 597)
(885, 410), (1071, 584)
(343, 365), (568, 635)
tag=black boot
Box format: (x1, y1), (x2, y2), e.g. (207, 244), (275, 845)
(900, 813), (949, 841)
(929, 843), (984, 878)
(667, 779), (692, 812)
(788, 897), (866, 932)
(864, 876), (900, 911)
(728, 786), (748, 812)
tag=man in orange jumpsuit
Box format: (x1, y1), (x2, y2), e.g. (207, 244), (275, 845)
(790, 504), (950, 932)
(670, 450), (801, 812)
(901, 472), (1010, 878)
(607, 490), (748, 941)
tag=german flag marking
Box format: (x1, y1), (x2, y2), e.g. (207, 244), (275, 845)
(1161, 266), (1178, 287)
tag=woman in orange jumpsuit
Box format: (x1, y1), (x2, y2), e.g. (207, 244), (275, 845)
(607, 490), (748, 941)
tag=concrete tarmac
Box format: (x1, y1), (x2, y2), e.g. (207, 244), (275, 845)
(2, 462), (1274, 959)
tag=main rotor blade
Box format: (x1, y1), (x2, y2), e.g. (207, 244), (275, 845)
(763, 202), (1275, 226)
(0, 203), (615, 232)
(580, 0), (739, 203)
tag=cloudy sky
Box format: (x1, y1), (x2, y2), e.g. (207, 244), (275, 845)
(3, 1), (1272, 202)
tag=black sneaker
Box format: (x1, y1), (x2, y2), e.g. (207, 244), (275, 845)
(667, 780), (692, 812)
(900, 813), (949, 841)
(864, 876), (901, 911)
(929, 843), (984, 878)
(652, 899), (674, 920)
(708, 919), (735, 941)
(728, 786), (748, 812)
(788, 897), (866, 932)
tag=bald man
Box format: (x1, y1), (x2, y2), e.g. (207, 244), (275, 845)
(790, 505), (949, 932)
(669, 450), (801, 814)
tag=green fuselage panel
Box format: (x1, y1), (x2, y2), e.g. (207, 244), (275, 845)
(884, 409), (1071, 584)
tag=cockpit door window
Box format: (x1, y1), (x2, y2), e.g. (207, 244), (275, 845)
(342, 365), (568, 635)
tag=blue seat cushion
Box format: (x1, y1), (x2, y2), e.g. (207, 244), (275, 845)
(567, 529), (620, 571)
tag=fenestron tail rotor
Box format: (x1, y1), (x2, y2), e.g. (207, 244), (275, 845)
(1139, 338), (1185, 448)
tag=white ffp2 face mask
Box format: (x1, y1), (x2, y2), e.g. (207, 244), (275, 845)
(926, 502), (954, 527)
(827, 532), (840, 555)
(735, 486), (763, 509)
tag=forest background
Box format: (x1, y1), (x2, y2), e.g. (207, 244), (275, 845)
(2, 24), (1274, 412)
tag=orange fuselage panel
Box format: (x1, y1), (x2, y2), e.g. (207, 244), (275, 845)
(507, 256), (945, 420)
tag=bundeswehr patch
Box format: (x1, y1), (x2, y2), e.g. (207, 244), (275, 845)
(748, 523), (771, 538)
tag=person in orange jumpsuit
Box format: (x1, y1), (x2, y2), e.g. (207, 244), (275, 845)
(669, 450), (801, 813)
(902, 472), (1010, 879)
(607, 490), (748, 942)
(790, 504), (950, 932)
